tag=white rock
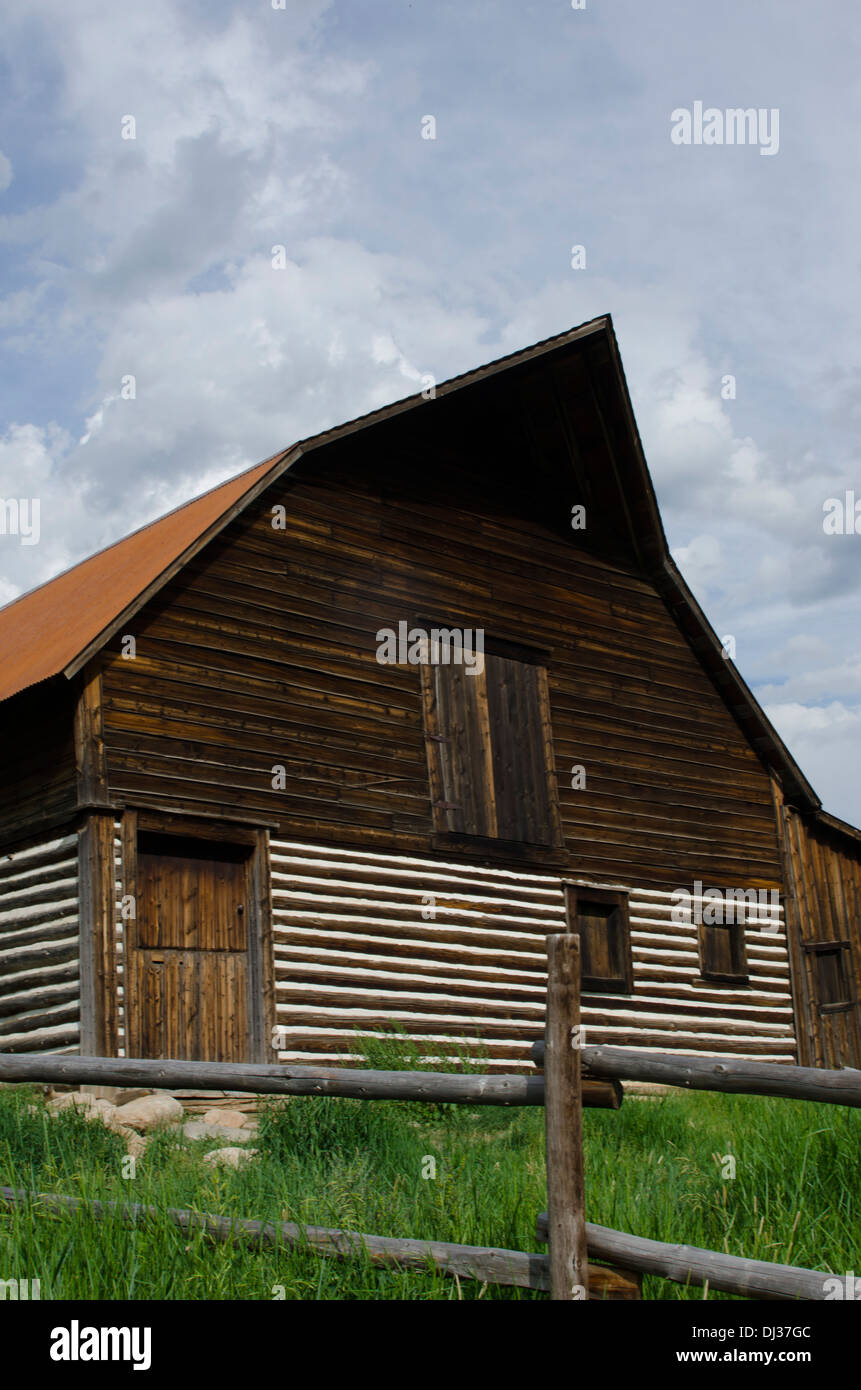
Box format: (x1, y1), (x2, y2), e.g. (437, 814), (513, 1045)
(202, 1146), (259, 1168)
(48, 1091), (103, 1116)
(201, 1107), (249, 1129)
(47, 1093), (120, 1123)
(114, 1094), (184, 1132)
(45, 1090), (144, 1157)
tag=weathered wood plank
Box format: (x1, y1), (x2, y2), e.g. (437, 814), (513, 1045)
(535, 1213), (833, 1300)
(0, 1186), (637, 1298)
(0, 1050), (623, 1107)
(78, 812), (117, 1057)
(531, 1041), (861, 1106)
(99, 452), (787, 891)
(544, 933), (588, 1300)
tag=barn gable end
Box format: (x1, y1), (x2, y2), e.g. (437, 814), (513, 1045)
(0, 316), (857, 1069)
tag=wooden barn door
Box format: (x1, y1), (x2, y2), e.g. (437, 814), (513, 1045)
(803, 941), (861, 1070)
(131, 831), (252, 1062)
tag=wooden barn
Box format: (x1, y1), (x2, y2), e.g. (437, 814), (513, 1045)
(1, 316), (859, 1073)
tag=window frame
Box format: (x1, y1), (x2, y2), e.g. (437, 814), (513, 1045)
(804, 939), (855, 1013)
(697, 915), (750, 986)
(563, 881), (633, 995)
(419, 627), (564, 857)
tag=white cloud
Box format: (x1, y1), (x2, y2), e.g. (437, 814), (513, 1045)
(0, 421), (89, 595)
(0, 0), (859, 824)
(671, 532), (722, 600)
(763, 700), (861, 823)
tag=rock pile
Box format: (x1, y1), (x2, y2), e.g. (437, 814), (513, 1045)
(43, 1091), (259, 1161)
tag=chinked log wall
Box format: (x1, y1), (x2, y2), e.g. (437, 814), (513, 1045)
(98, 453), (786, 894)
(0, 833), (81, 1054)
(0, 829), (799, 1064)
(268, 839), (795, 1068)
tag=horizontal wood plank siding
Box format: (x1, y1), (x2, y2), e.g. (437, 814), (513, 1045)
(0, 680), (78, 848)
(268, 839), (796, 1069)
(100, 453), (785, 893)
(0, 833), (80, 1053)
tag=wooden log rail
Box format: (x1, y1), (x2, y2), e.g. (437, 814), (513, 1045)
(4, 928), (848, 1303)
(531, 1041), (861, 1107)
(535, 1213), (832, 1301)
(0, 1052), (621, 1109)
(0, 1186), (639, 1300)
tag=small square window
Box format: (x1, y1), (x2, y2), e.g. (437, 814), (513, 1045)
(563, 883), (632, 994)
(699, 921), (748, 984)
(806, 941), (853, 1011)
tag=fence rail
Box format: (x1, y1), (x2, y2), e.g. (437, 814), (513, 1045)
(535, 1214), (830, 1301)
(1, 927), (855, 1301)
(531, 1041), (861, 1107)
(0, 1052), (619, 1110)
(0, 1186), (637, 1300)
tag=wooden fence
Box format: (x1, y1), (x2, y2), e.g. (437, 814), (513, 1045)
(2, 929), (859, 1300)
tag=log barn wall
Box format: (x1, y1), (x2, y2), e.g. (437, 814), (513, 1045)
(5, 331), (847, 1068)
(88, 427), (796, 1064)
(113, 818), (128, 1057)
(98, 440), (786, 896)
(0, 831), (81, 1054)
(268, 839), (795, 1068)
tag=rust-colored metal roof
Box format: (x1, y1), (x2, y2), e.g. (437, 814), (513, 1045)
(0, 451), (286, 704)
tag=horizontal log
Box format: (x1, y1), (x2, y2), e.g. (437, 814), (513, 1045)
(0, 1026), (80, 1053)
(0, 1187), (636, 1298)
(0, 837), (78, 879)
(0, 1052), (619, 1108)
(0, 982), (79, 1020)
(535, 1214), (832, 1301)
(530, 1042), (861, 1107)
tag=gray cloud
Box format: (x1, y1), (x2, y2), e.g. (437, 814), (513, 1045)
(0, 0), (859, 821)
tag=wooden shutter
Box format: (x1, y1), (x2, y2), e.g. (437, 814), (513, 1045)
(699, 921), (748, 983)
(423, 647), (560, 847)
(485, 654), (556, 844)
(430, 662), (497, 837)
(806, 942), (853, 1009)
(563, 884), (632, 993)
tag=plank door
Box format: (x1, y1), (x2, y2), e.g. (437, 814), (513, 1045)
(132, 832), (251, 1062)
(804, 941), (861, 1069)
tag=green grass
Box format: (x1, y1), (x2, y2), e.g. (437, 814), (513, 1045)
(0, 1040), (858, 1300)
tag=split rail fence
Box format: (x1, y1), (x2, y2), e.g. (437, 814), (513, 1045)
(2, 925), (860, 1300)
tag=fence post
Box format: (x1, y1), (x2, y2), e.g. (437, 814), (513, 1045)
(544, 932), (589, 1301)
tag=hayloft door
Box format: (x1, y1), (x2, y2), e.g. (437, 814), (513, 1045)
(130, 831), (251, 1062)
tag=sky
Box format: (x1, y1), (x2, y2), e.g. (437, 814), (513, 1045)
(1, 0), (859, 822)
